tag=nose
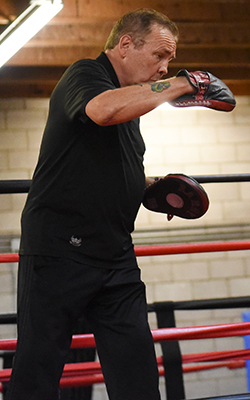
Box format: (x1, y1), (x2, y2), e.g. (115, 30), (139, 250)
(159, 62), (168, 78)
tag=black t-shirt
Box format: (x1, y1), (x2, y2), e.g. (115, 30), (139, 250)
(19, 53), (146, 268)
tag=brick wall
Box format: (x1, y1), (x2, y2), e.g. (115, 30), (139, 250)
(0, 96), (250, 399)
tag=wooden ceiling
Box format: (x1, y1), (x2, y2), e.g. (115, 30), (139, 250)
(0, 0), (249, 98)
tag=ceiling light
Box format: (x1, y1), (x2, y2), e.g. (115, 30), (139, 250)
(0, 0), (64, 68)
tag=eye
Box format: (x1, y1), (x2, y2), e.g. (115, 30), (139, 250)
(156, 53), (164, 60)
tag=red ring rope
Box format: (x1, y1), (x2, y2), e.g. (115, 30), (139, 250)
(0, 350), (248, 390)
(134, 241), (250, 257)
(0, 360), (246, 389)
(1, 322), (250, 351)
(70, 322), (250, 349)
(1, 349), (249, 384)
(1, 240), (250, 264)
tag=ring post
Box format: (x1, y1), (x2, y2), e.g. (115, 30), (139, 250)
(242, 311), (250, 391)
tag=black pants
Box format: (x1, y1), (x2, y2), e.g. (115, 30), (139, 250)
(6, 255), (161, 400)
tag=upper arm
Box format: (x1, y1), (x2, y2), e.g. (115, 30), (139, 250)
(64, 60), (115, 124)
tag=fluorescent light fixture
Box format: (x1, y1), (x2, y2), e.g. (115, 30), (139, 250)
(0, 0), (64, 68)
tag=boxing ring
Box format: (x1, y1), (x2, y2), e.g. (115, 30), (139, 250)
(0, 176), (250, 400)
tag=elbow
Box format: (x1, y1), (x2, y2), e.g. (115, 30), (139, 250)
(85, 93), (119, 126)
(91, 114), (117, 126)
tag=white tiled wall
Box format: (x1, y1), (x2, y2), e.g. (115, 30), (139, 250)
(0, 96), (250, 399)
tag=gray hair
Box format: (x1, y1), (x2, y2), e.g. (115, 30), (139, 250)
(104, 8), (179, 50)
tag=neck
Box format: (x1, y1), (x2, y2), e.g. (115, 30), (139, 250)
(105, 49), (127, 87)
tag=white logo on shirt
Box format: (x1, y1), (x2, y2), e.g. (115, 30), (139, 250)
(70, 236), (82, 247)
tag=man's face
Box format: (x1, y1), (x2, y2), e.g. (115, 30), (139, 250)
(121, 24), (177, 86)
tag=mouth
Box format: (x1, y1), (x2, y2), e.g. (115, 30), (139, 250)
(150, 76), (160, 82)
(161, 73), (168, 80)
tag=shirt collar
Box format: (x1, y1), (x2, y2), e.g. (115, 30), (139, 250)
(96, 52), (121, 88)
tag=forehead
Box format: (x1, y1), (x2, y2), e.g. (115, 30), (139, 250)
(145, 24), (177, 55)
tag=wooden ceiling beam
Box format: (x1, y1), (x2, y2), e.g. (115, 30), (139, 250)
(0, 66), (249, 98)
(5, 46), (102, 67)
(73, 0), (250, 23)
(5, 45), (250, 71)
(0, 0), (29, 19)
(177, 22), (250, 44)
(0, 66), (66, 98)
(17, 20), (250, 46)
(0, 0), (249, 97)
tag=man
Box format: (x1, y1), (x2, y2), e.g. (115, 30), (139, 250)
(5, 8), (227, 400)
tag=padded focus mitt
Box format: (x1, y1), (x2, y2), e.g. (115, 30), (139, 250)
(171, 69), (236, 112)
(143, 174), (209, 220)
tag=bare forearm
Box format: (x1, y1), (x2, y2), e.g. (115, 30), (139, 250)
(85, 76), (193, 126)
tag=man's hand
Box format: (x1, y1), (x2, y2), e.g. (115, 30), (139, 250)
(170, 69), (236, 111)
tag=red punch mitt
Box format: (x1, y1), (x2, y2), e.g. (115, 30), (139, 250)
(171, 69), (236, 112)
(143, 174), (209, 220)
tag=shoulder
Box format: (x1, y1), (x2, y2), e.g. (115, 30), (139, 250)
(67, 58), (108, 76)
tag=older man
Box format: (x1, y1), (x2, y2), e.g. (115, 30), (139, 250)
(6, 8), (235, 400)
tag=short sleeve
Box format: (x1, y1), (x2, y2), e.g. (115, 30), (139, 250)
(64, 59), (116, 123)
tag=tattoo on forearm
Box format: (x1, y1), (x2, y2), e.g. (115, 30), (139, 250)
(151, 81), (171, 93)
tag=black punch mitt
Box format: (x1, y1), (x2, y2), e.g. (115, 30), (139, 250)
(171, 69), (236, 112)
(143, 174), (209, 220)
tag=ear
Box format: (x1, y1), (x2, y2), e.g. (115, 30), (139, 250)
(118, 34), (133, 58)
